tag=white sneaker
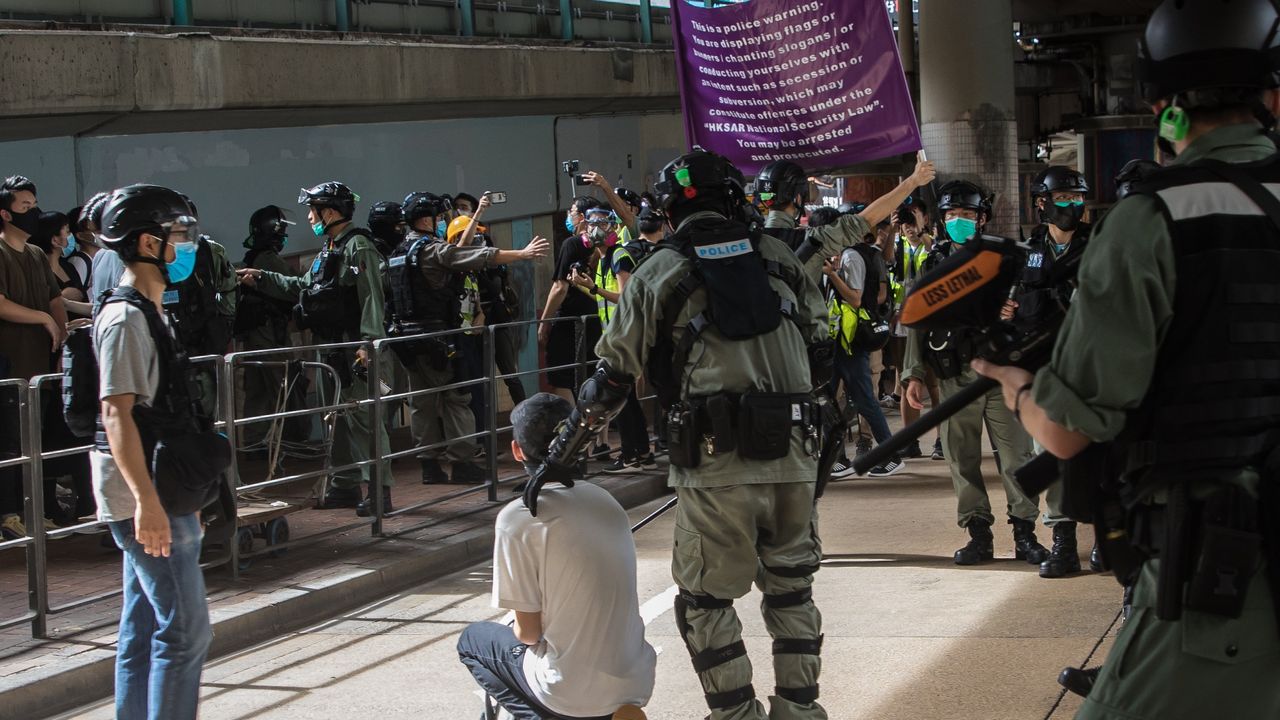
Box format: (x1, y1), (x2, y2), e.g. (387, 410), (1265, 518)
(830, 459), (857, 479)
(868, 458), (905, 477)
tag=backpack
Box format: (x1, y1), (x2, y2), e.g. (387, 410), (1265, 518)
(844, 243), (893, 352)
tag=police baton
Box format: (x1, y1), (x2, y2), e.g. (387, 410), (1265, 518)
(631, 496), (678, 534)
(852, 376), (997, 476)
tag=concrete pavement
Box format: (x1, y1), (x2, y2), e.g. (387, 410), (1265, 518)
(56, 443), (1124, 720)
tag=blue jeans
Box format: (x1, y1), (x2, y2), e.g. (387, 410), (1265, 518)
(457, 622), (612, 720)
(830, 347), (892, 446)
(109, 513), (212, 720)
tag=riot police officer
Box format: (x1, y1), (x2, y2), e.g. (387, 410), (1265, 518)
(236, 181), (391, 516)
(976, 1), (1280, 715)
(902, 180), (1049, 566)
(367, 201), (405, 259)
(1001, 166), (1093, 578)
(235, 205), (300, 449)
(389, 191), (548, 485)
(756, 156), (935, 282)
(524, 150), (832, 720)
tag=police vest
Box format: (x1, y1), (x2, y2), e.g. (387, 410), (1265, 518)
(235, 246), (295, 339)
(164, 238), (231, 356)
(761, 225), (810, 253)
(1011, 223), (1091, 329)
(386, 234), (464, 333)
(295, 227), (367, 342)
(594, 244), (635, 326)
(1120, 154), (1280, 490)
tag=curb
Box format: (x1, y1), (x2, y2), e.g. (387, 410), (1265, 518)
(6, 474), (671, 719)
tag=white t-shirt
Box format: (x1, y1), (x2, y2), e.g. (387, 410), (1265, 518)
(492, 483), (657, 717)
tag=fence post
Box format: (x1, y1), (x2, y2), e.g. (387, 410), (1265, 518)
(485, 327), (499, 502)
(25, 381), (48, 638)
(219, 356), (242, 579)
(370, 342), (385, 536)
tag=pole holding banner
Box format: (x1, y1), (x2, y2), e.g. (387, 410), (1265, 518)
(669, 0), (922, 175)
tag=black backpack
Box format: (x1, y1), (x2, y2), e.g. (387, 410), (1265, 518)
(842, 243), (893, 352)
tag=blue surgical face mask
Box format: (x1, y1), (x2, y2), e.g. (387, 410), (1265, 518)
(945, 217), (978, 244)
(311, 221), (325, 237)
(61, 235), (77, 258)
(564, 215), (576, 233)
(167, 241), (198, 283)
(436, 219), (449, 239)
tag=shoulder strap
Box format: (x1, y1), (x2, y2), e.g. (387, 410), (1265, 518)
(1199, 159), (1280, 233)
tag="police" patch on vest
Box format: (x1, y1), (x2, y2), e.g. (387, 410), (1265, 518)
(695, 238), (753, 260)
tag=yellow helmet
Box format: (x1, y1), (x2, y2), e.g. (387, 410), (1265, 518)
(446, 215), (486, 244)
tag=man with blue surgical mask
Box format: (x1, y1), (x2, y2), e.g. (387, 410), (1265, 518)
(901, 179), (1049, 569)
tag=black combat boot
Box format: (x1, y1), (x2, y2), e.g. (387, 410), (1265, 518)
(954, 521), (995, 565)
(421, 458), (448, 485)
(1039, 522), (1082, 578)
(1010, 517), (1050, 565)
(1058, 666), (1100, 698)
(356, 485), (392, 517)
(1089, 542), (1106, 572)
(317, 484), (362, 509)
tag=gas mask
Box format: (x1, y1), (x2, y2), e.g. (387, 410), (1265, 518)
(1040, 200), (1085, 232)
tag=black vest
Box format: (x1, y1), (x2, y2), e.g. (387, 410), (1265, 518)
(1122, 155), (1280, 489)
(165, 238), (232, 356)
(386, 233), (464, 334)
(1011, 222), (1091, 330)
(295, 227), (367, 342)
(234, 246), (295, 338)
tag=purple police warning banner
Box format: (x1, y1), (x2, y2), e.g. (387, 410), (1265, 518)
(670, 0), (922, 175)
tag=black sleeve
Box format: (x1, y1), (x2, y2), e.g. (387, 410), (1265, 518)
(554, 237), (584, 281)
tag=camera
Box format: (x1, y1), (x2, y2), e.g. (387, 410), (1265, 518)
(570, 261), (585, 276)
(561, 160), (580, 175)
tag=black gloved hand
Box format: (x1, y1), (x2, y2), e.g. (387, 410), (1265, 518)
(522, 459), (576, 517)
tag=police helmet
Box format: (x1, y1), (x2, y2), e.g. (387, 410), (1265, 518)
(614, 187), (643, 211)
(1114, 159), (1163, 200)
(249, 205), (294, 239)
(368, 201), (404, 229)
(298, 181), (359, 220)
(99, 184), (198, 258)
(1138, 0), (1280, 103)
(653, 149), (747, 218)
(402, 192), (452, 224)
(754, 161), (809, 209)
(1031, 166), (1089, 198)
(937, 180), (993, 216)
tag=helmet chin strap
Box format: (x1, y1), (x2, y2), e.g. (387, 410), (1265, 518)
(138, 234), (172, 284)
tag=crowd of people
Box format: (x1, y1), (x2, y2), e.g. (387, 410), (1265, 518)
(2, 1), (1277, 717)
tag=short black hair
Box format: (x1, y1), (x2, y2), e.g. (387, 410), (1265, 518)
(454, 192), (479, 209)
(0, 175), (37, 213)
(29, 211), (69, 254)
(638, 207), (666, 235)
(807, 206), (841, 228)
(571, 195), (603, 214)
(510, 393), (573, 463)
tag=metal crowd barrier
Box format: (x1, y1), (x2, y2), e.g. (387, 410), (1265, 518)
(0, 312), (646, 638)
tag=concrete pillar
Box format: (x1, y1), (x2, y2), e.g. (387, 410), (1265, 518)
(896, 0), (919, 116)
(918, 0), (1020, 234)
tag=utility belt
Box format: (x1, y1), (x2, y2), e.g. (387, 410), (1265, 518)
(1126, 484), (1271, 622)
(665, 392), (819, 469)
(386, 321), (457, 372)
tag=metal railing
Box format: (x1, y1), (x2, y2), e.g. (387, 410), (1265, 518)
(0, 313), (631, 638)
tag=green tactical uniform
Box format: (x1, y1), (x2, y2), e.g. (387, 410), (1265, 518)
(764, 209), (871, 283)
(168, 238), (237, 419)
(401, 231), (498, 464)
(902, 268), (1040, 529)
(236, 245), (298, 446)
(255, 226), (391, 490)
(1034, 124), (1280, 720)
(596, 211), (830, 720)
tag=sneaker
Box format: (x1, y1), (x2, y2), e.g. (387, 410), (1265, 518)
(1, 514), (27, 540)
(638, 454), (658, 471)
(879, 394), (899, 409)
(901, 442), (923, 459)
(931, 439), (945, 461)
(603, 457), (641, 475)
(854, 437), (873, 458)
(868, 458), (905, 477)
(830, 458), (857, 479)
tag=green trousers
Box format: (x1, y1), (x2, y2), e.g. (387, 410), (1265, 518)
(403, 355), (475, 463)
(1030, 440), (1070, 528)
(238, 322), (289, 446)
(939, 369), (1038, 527)
(330, 367), (391, 489)
(672, 483), (827, 720)
(1078, 558), (1280, 719)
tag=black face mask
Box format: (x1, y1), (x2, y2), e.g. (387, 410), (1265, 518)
(5, 205), (41, 236)
(1040, 202), (1085, 232)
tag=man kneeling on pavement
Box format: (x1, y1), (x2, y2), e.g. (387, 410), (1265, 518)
(457, 393), (656, 719)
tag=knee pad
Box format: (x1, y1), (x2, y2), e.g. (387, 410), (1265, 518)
(674, 590), (755, 711)
(762, 587), (812, 609)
